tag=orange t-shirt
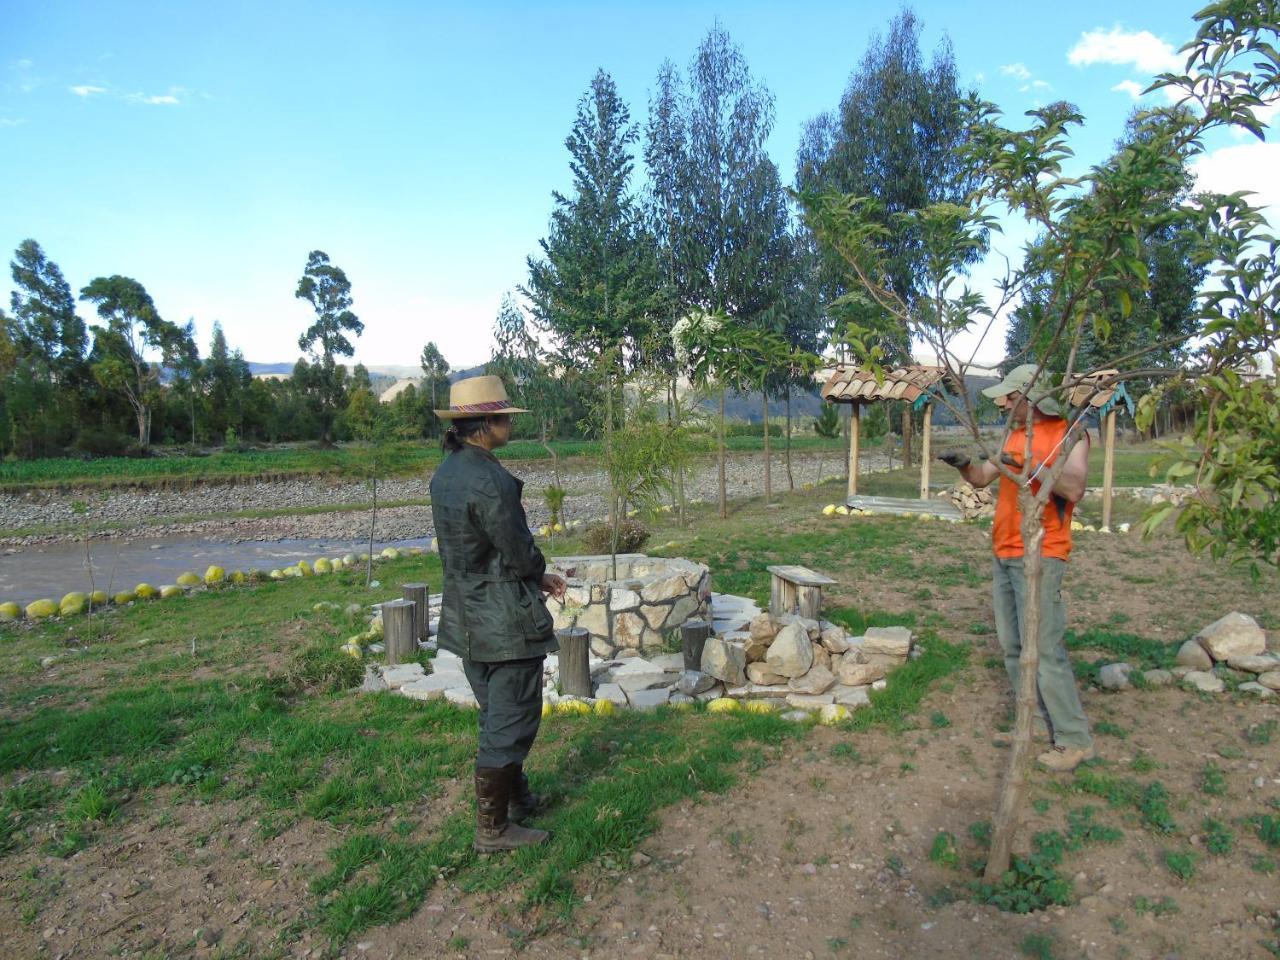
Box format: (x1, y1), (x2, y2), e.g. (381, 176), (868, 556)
(992, 417), (1082, 562)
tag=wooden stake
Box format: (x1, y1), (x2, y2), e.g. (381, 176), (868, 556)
(847, 403), (861, 499)
(557, 627), (592, 698)
(402, 582), (428, 641)
(920, 403), (933, 500)
(680, 619), (712, 672)
(1102, 409), (1117, 531)
(383, 599), (416, 665)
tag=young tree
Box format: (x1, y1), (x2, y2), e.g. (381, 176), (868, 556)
(801, 4), (1279, 883)
(80, 275), (189, 447)
(419, 340), (450, 420)
(170, 319), (203, 449)
(295, 250), (363, 444)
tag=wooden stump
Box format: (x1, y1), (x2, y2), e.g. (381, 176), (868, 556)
(383, 599), (416, 665)
(557, 627), (591, 698)
(681, 619), (712, 672)
(402, 582), (428, 641)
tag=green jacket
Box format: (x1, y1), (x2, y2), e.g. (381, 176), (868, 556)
(429, 444), (558, 662)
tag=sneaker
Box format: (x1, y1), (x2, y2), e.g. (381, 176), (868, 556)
(1036, 745), (1095, 772)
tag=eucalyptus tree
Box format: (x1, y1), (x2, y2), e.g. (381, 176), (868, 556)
(419, 340), (450, 424)
(79, 276), (190, 448)
(800, 2), (1280, 885)
(296, 250), (363, 445)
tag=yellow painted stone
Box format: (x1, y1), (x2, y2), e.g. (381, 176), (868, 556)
(176, 572), (200, 587)
(0, 601), (21, 621)
(269, 569), (285, 580)
(296, 560), (313, 577)
(90, 590), (108, 606)
(706, 698), (740, 714)
(541, 701), (554, 718)
(822, 504), (837, 516)
(819, 704), (851, 725)
(380, 547), (401, 560)
(282, 566), (301, 578)
(557, 699), (591, 716)
(537, 526), (549, 537)
(204, 565), (226, 585)
(341, 643), (362, 659)
(593, 698), (617, 716)
(667, 699), (694, 712)
(25, 598), (58, 619)
(134, 583), (158, 600)
(313, 558), (333, 574)
(112, 591), (137, 606)
(160, 585), (183, 599)
(59, 597), (87, 616)
(60, 592), (87, 609)
(553, 523), (566, 533)
(1070, 520), (1084, 531)
(835, 505), (850, 516)
(744, 701), (775, 715)
(230, 570), (247, 584)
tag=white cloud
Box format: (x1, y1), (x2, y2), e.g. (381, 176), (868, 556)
(0, 117), (27, 128)
(127, 86), (184, 106)
(1000, 62), (1032, 82)
(1111, 80), (1145, 100)
(1068, 26), (1181, 74)
(1031, 79), (1051, 90)
(70, 84), (106, 97)
(1191, 141), (1280, 213)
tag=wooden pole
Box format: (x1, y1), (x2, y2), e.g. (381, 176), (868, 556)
(680, 619), (713, 673)
(402, 582), (428, 642)
(556, 627), (592, 698)
(919, 403), (933, 500)
(847, 403), (861, 499)
(1102, 409), (1117, 531)
(382, 599), (416, 665)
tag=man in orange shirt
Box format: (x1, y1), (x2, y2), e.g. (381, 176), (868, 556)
(939, 364), (1095, 772)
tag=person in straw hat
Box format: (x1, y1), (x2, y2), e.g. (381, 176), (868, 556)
(430, 375), (567, 852)
(937, 364), (1095, 773)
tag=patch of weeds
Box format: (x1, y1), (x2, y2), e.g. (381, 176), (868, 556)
(1108, 915), (1127, 934)
(1032, 798), (1051, 815)
(968, 820), (992, 847)
(1246, 719), (1277, 746)
(809, 775), (828, 792)
(827, 936), (849, 952)
(1252, 814), (1280, 849)
(829, 742), (863, 764)
(1199, 761), (1228, 797)
(927, 885), (959, 908)
(1162, 849), (1197, 882)
(1094, 721), (1128, 740)
(1202, 817), (1235, 856)
(64, 782), (120, 823)
(885, 854), (906, 877)
(447, 935), (469, 951)
(42, 829), (89, 858)
(1139, 783), (1177, 834)
(1218, 744), (1246, 760)
(1252, 856), (1277, 875)
(1065, 806), (1123, 849)
(975, 832), (1073, 914)
(1129, 751), (1159, 774)
(1133, 895), (1179, 917)
(928, 831), (960, 869)
(930, 711), (951, 729)
(1020, 932), (1056, 960)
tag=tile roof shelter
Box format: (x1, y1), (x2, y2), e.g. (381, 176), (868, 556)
(821, 364), (960, 517)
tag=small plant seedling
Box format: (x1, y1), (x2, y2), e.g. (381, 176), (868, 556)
(1020, 932), (1055, 960)
(1246, 719), (1277, 746)
(1163, 849), (1197, 882)
(1094, 720), (1128, 739)
(1199, 761), (1228, 796)
(1133, 895), (1179, 916)
(1202, 817), (1234, 856)
(930, 711), (951, 729)
(928, 831), (960, 869)
(1129, 751), (1159, 773)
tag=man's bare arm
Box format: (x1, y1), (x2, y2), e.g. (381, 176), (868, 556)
(938, 451), (1000, 488)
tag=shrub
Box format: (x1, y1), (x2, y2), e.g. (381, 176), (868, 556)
(581, 519), (650, 555)
(724, 421), (782, 438)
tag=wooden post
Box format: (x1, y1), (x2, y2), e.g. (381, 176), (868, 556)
(556, 627), (591, 698)
(680, 619), (712, 672)
(382, 599), (416, 665)
(919, 403), (933, 500)
(847, 403), (861, 499)
(402, 582), (428, 642)
(1102, 408), (1117, 531)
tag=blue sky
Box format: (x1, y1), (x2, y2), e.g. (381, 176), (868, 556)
(2, 0), (1274, 371)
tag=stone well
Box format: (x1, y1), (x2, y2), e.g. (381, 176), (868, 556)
(549, 554), (712, 657)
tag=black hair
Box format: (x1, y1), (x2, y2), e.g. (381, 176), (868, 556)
(441, 416), (490, 452)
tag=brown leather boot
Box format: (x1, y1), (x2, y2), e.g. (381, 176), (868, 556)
(474, 766), (549, 854)
(508, 764), (542, 823)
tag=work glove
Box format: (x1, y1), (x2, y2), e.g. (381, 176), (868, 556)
(999, 453), (1024, 470)
(938, 450), (971, 470)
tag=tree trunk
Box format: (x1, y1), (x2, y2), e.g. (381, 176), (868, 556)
(135, 405), (147, 447)
(557, 628), (592, 698)
(762, 392), (772, 503)
(718, 387), (727, 519)
(785, 388), (794, 491)
(984, 489), (1047, 883)
(366, 475), (377, 588)
(902, 406), (913, 469)
(674, 374), (687, 527)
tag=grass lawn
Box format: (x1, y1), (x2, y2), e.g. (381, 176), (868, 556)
(1, 476), (1275, 958)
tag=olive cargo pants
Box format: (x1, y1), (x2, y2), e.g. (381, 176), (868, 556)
(462, 655), (546, 768)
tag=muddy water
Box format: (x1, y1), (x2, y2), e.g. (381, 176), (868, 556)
(0, 534), (432, 606)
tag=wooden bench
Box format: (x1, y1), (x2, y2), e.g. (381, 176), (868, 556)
(767, 565), (836, 619)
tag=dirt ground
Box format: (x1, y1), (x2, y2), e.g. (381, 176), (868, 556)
(3, 504), (1278, 960)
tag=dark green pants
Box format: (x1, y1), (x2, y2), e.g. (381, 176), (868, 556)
(463, 656), (545, 768)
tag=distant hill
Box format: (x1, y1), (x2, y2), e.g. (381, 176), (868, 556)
(246, 361), (487, 380)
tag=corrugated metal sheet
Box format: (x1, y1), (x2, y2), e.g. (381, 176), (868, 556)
(821, 364), (950, 404)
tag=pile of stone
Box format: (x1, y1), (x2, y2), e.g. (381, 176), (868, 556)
(947, 481), (996, 520)
(1096, 612), (1279, 697)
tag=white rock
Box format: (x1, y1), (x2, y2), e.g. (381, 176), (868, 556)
(626, 687), (671, 711)
(1182, 670), (1226, 693)
(445, 687), (479, 708)
(835, 656), (886, 686)
(382, 663), (427, 689)
(1257, 671), (1280, 691)
(693, 684), (725, 702)
(594, 683), (628, 706)
(399, 675), (457, 701)
(701, 637), (748, 685)
(1195, 612), (1266, 662)
(788, 664), (836, 696)
(831, 684), (872, 708)
(1142, 669), (1174, 687)
(648, 652), (687, 672)
(785, 692), (835, 710)
(1098, 663), (1134, 690)
(724, 682), (790, 700)
(713, 618), (750, 636)
(819, 626), (851, 654)
(766, 623), (814, 678)
(1227, 654), (1280, 674)
(781, 710), (811, 723)
(750, 613), (781, 643)
(746, 661), (788, 685)
(1174, 639), (1214, 670)
(610, 588), (641, 611)
(870, 679), (888, 691)
(862, 626), (912, 659)
(677, 670), (718, 696)
(1239, 682), (1275, 699)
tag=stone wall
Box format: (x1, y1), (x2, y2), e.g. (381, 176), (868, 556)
(549, 554), (712, 657)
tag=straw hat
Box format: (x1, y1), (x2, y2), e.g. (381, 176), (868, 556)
(434, 375), (528, 419)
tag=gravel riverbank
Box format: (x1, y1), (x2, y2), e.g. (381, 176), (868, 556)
(0, 449), (893, 549)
